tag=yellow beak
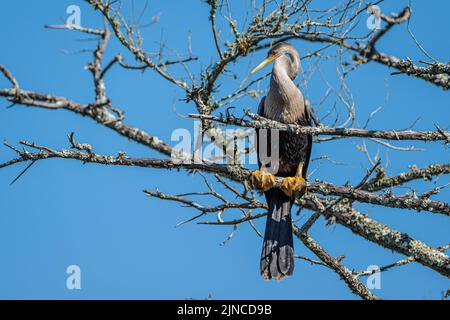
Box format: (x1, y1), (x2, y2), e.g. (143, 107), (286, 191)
(250, 53), (281, 74)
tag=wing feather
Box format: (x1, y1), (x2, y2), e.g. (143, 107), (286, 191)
(256, 97), (266, 169)
(299, 99), (314, 178)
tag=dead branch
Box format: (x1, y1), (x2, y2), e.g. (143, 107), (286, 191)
(189, 112), (449, 142)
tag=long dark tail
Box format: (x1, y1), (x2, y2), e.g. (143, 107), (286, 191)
(260, 188), (294, 280)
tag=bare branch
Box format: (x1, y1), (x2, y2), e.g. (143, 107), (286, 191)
(293, 225), (379, 300)
(0, 87), (175, 156)
(299, 196), (450, 278)
(0, 64), (19, 90)
(309, 181), (450, 217)
(189, 112), (449, 142)
(365, 164), (450, 192)
(355, 244), (450, 277)
(85, 0), (190, 91)
(45, 24), (105, 36)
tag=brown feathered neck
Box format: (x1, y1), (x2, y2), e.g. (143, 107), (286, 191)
(264, 54), (305, 124)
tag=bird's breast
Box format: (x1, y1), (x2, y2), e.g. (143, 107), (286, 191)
(264, 93), (305, 124)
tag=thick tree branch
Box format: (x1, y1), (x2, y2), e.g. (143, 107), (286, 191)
(189, 112), (449, 142)
(365, 164), (450, 192)
(2, 141), (448, 218)
(0, 87), (174, 156)
(299, 196), (450, 278)
(309, 181), (450, 217)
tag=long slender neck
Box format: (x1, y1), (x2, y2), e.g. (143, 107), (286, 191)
(265, 56), (305, 123)
(270, 57), (296, 100)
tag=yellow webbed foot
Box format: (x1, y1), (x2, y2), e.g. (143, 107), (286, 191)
(251, 169), (276, 192)
(280, 176), (306, 198)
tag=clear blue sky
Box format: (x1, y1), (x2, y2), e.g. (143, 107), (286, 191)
(0, 0), (448, 299)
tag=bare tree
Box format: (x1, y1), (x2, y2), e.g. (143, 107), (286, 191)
(0, 0), (449, 300)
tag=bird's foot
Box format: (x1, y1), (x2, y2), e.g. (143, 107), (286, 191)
(251, 169), (276, 192)
(281, 176), (306, 198)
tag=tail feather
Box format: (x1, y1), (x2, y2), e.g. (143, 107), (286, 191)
(260, 188), (294, 280)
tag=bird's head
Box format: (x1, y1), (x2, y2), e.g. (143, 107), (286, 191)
(251, 42), (299, 75)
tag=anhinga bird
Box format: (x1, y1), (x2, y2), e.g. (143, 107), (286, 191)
(251, 43), (313, 280)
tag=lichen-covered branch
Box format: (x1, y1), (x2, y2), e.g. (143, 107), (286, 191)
(0, 87), (174, 157)
(190, 112), (449, 142)
(365, 164), (450, 192)
(310, 181), (450, 217)
(299, 196), (450, 278)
